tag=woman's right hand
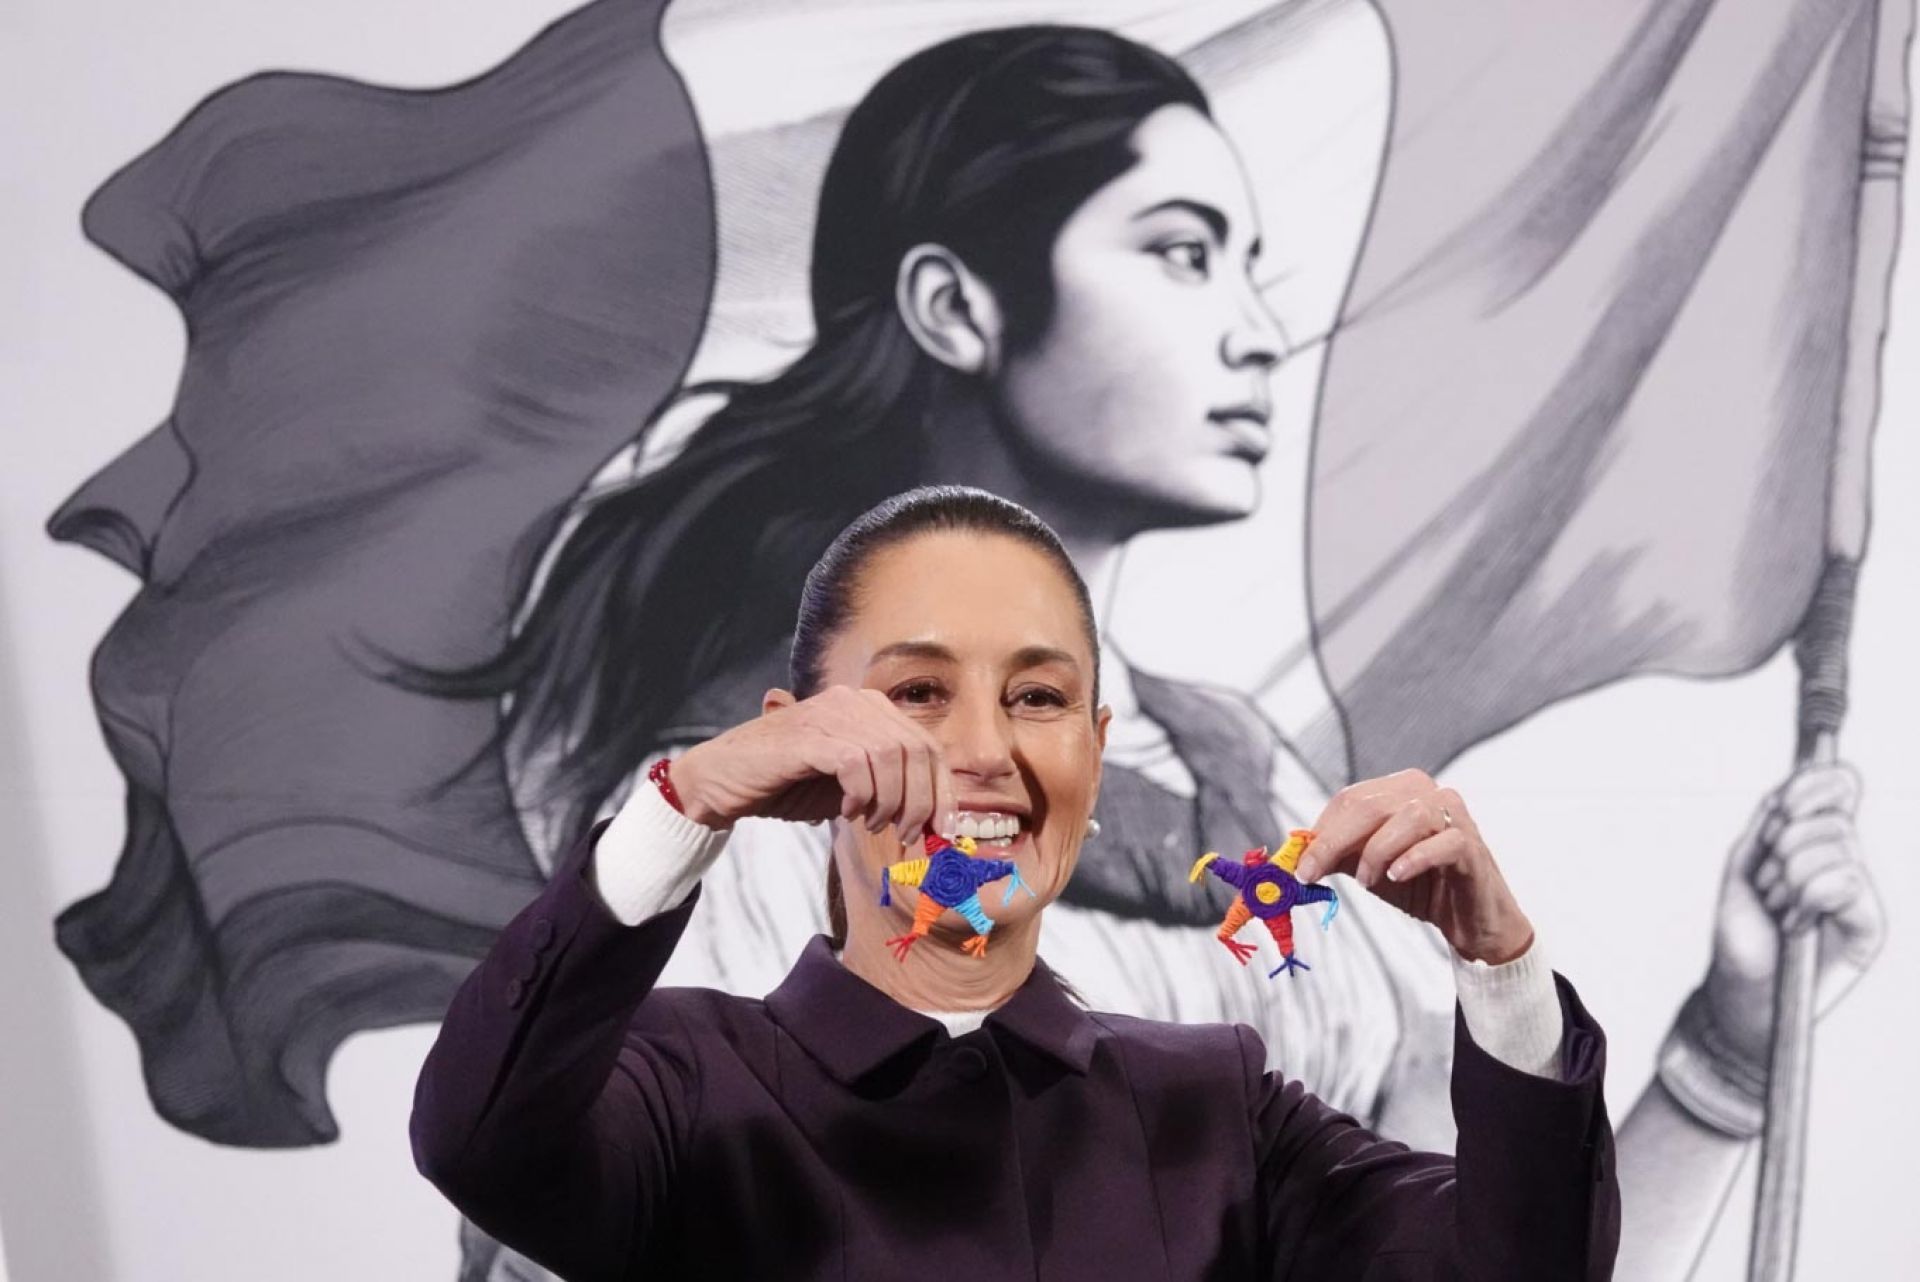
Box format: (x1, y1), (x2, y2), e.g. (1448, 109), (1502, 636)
(667, 684), (957, 840)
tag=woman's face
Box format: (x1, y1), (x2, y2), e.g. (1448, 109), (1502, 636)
(996, 104), (1286, 531)
(820, 529), (1109, 934)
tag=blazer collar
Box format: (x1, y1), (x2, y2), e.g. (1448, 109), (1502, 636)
(765, 935), (1101, 1085)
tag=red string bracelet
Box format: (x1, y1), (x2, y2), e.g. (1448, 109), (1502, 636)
(647, 757), (685, 815)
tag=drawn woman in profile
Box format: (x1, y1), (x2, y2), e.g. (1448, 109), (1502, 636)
(410, 24), (1884, 1281)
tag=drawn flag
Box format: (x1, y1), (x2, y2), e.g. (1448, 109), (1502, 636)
(46, 0), (713, 1144)
(1303, 0), (1910, 782)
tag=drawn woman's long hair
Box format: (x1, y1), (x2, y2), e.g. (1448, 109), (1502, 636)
(403, 27), (1207, 854)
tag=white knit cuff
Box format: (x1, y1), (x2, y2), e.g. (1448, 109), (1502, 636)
(591, 778), (732, 926)
(1453, 938), (1566, 1080)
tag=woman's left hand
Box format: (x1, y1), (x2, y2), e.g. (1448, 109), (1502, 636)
(1293, 769), (1533, 964)
(1697, 760), (1884, 1066)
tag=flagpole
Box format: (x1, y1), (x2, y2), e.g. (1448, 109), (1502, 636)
(1749, 4), (1910, 1279)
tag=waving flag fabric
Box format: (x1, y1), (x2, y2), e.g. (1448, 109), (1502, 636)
(1304, 0), (1909, 781)
(47, 0), (712, 1145)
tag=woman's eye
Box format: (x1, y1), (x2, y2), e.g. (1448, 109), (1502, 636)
(1011, 687), (1069, 710)
(1153, 239), (1210, 280)
(891, 680), (945, 706)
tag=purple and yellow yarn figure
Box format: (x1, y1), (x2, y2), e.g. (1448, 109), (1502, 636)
(1189, 828), (1339, 978)
(879, 829), (1034, 960)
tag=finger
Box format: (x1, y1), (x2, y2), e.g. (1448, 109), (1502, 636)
(1728, 793), (1782, 879)
(932, 750), (957, 843)
(1758, 844), (1850, 917)
(801, 690), (925, 834)
(864, 694), (946, 843)
(1767, 813), (1855, 859)
(1776, 830), (1857, 887)
(1759, 841), (1851, 918)
(1430, 786), (1480, 840)
(1753, 828), (1852, 893)
(1300, 771), (1427, 880)
(899, 711), (953, 844)
(1384, 828), (1470, 885)
(895, 729), (935, 844)
(864, 736), (906, 834)
(1819, 868), (1889, 966)
(1778, 760), (1863, 820)
(851, 690), (923, 836)
(1356, 797), (1444, 889)
(799, 734), (872, 821)
(1782, 864), (1872, 936)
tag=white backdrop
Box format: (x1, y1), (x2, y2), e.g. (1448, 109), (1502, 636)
(2, 2), (1916, 1278)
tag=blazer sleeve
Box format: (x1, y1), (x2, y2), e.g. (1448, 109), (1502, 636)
(1253, 974), (1620, 1281)
(410, 818), (702, 1281)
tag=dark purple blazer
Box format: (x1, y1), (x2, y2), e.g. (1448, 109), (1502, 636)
(412, 822), (1620, 1280)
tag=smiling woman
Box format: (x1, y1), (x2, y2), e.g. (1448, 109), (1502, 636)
(411, 485), (1619, 1280)
(394, 23), (1468, 1278)
(416, 18), (1461, 1212)
(780, 488), (1106, 955)
(416, 32), (1466, 1182)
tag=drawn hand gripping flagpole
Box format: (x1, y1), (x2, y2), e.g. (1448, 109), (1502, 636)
(1752, 4), (1911, 1278)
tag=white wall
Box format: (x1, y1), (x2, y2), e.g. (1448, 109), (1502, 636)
(3, 2), (1915, 1279)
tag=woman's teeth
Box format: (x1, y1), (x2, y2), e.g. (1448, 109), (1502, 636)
(944, 811), (1022, 846)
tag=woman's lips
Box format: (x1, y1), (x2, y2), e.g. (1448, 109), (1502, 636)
(968, 829), (1032, 858)
(942, 809), (1027, 843)
(1208, 407), (1272, 461)
(911, 826), (1035, 870)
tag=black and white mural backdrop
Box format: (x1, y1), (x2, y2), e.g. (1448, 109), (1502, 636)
(4, 1), (1916, 1278)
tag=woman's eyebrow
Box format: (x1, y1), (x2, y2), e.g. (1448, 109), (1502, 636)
(867, 641), (1081, 672)
(1131, 197), (1228, 244)
(1010, 644), (1080, 672)
(869, 640), (956, 667)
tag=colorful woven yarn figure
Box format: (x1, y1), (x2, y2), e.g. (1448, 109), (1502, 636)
(878, 831), (1034, 960)
(1189, 828), (1339, 978)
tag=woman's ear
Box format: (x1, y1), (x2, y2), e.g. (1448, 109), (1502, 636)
(1091, 703), (1112, 802)
(896, 243), (1004, 376)
(762, 687), (798, 715)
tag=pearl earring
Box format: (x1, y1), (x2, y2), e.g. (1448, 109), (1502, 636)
(1085, 817), (1102, 840)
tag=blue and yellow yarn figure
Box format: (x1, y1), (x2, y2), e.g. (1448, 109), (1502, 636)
(879, 830), (1035, 960)
(1190, 828), (1339, 977)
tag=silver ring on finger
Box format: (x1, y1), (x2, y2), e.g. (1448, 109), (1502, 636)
(1438, 804), (1455, 830)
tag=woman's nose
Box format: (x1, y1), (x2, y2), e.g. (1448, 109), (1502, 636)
(1220, 284), (1288, 372)
(940, 693), (1017, 781)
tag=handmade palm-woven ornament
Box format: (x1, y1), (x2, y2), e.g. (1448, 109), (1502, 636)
(1190, 828), (1339, 977)
(878, 824), (1033, 960)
